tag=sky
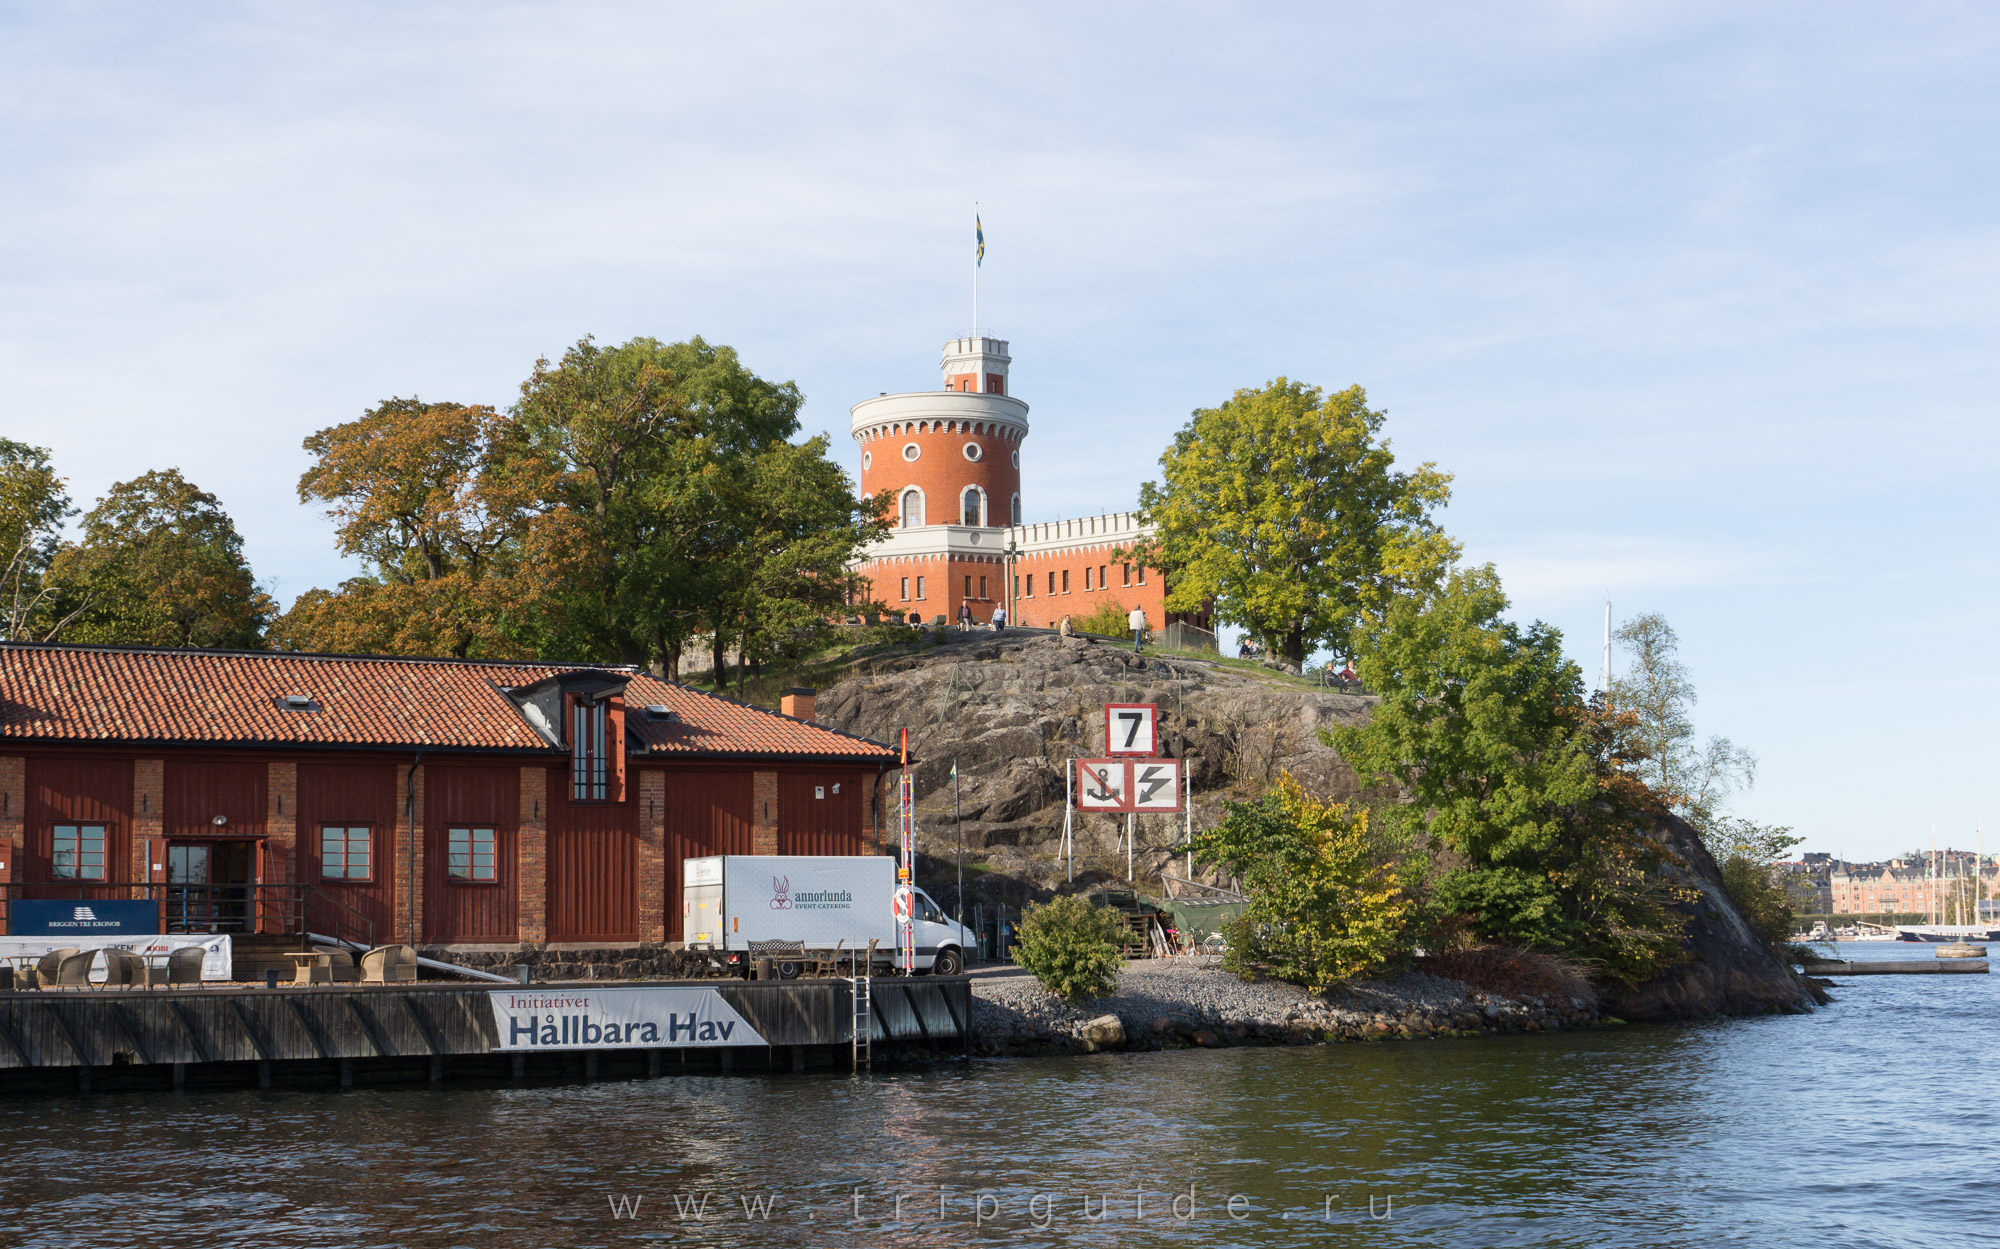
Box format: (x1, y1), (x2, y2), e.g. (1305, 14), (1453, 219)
(3, 3), (1995, 860)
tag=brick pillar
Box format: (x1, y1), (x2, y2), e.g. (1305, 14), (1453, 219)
(636, 769), (666, 942)
(266, 761), (297, 885)
(0, 756), (21, 932)
(132, 759), (163, 884)
(752, 771), (778, 855)
(404, 763), (425, 946)
(518, 765), (547, 944)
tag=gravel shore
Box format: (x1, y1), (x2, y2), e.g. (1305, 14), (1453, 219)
(969, 958), (1604, 1054)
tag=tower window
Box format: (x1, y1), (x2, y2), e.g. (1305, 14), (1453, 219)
(1062, 570), (1070, 593)
(1025, 573), (1035, 597)
(900, 577), (910, 601)
(902, 442), (921, 461)
(1011, 494), (1021, 524)
(964, 574), (972, 598)
(962, 487), (981, 526)
(1100, 565), (1107, 590)
(1122, 564), (1131, 587)
(900, 488), (924, 528)
(979, 575), (987, 599)
(1084, 567), (1092, 590)
(962, 442), (983, 462)
(916, 576), (926, 599)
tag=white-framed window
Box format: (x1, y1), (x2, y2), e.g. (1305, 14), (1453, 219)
(962, 442), (983, 462)
(900, 576), (910, 600)
(1011, 449), (1020, 468)
(916, 576), (926, 599)
(961, 486), (984, 527)
(863, 450), (873, 470)
(51, 824), (107, 880)
(321, 826), (373, 881)
(902, 443), (921, 462)
(900, 488), (925, 528)
(448, 827), (497, 881)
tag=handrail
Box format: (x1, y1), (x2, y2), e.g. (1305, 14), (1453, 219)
(0, 881), (376, 946)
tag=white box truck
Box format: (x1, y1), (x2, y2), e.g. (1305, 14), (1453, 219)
(682, 855), (971, 977)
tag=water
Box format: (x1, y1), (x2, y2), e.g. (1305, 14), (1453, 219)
(0, 942), (1989, 1248)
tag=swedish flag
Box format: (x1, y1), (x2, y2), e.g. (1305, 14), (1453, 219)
(976, 214), (984, 267)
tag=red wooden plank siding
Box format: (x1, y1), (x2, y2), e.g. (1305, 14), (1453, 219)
(546, 766), (636, 942)
(296, 762), (398, 944)
(662, 770), (753, 941)
(24, 757), (133, 896)
(777, 771), (869, 857)
(423, 764), (519, 943)
(164, 760), (266, 839)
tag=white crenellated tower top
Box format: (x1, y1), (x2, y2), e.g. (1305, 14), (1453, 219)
(941, 336), (1011, 395)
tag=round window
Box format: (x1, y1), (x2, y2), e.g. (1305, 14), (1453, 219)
(1011, 449), (1020, 468)
(962, 442), (983, 462)
(902, 443), (920, 462)
(862, 450), (872, 470)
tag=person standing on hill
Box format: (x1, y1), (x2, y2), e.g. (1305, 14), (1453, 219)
(1128, 605), (1147, 653)
(958, 601), (973, 632)
(991, 604), (1006, 632)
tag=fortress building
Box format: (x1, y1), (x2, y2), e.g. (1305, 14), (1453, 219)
(849, 335), (1209, 636)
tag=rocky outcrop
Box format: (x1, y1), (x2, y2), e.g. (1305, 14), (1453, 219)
(816, 632), (1378, 895)
(817, 632), (1820, 1019)
(1602, 813), (1827, 1020)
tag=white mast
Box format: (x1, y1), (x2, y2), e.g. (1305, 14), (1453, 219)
(1601, 599), (1613, 696)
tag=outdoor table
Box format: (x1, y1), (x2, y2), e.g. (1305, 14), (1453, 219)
(285, 951), (333, 985)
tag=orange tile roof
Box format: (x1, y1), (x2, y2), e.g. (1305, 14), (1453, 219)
(0, 644), (895, 761)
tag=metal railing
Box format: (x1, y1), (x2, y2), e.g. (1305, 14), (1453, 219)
(0, 882), (376, 947)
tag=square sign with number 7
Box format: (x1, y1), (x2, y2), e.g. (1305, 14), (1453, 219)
(1104, 703), (1158, 756)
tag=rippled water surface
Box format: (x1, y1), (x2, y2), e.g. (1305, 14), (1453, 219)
(0, 942), (1989, 1248)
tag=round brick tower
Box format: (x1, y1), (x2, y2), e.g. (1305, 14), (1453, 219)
(850, 336), (1028, 529)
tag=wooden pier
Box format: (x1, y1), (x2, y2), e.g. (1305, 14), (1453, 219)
(0, 977), (973, 1094)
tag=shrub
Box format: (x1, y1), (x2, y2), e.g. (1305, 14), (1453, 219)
(1013, 894), (1126, 1003)
(1719, 853), (1795, 959)
(1073, 599), (1132, 638)
(1194, 774), (1412, 991)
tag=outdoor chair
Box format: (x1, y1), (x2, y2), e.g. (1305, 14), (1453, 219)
(166, 946), (206, 985)
(98, 949), (144, 988)
(360, 944), (418, 984)
(312, 946), (360, 983)
(54, 950), (97, 988)
(31, 948), (80, 990)
(810, 939), (846, 979)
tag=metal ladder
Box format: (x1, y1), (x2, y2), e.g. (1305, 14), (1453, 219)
(850, 938), (879, 1071)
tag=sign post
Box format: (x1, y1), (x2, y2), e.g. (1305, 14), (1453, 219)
(899, 728), (914, 975)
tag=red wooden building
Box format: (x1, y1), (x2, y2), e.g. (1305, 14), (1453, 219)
(0, 643), (897, 954)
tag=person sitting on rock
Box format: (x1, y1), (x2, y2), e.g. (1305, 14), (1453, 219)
(1059, 615), (1074, 637)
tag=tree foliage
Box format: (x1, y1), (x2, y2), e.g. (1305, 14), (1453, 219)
(1196, 774), (1412, 991)
(0, 439), (78, 641)
(49, 470), (275, 649)
(1133, 380), (1456, 665)
(1013, 894), (1126, 1003)
(1611, 611), (1756, 848)
(1329, 566), (1690, 984)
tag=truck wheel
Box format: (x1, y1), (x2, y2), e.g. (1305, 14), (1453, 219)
(932, 947), (963, 976)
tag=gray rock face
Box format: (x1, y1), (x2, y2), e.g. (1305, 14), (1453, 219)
(815, 633), (1377, 893)
(1080, 1013), (1126, 1048)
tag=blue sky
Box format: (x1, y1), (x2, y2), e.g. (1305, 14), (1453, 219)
(4, 4), (1995, 859)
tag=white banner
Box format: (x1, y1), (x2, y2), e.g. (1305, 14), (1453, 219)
(0, 934), (232, 982)
(490, 985), (766, 1050)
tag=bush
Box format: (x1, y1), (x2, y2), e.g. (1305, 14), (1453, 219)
(1073, 599), (1132, 638)
(1194, 774), (1412, 991)
(1719, 853), (1794, 959)
(1013, 894), (1126, 1003)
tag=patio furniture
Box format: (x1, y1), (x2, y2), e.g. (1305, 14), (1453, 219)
(54, 950), (97, 988)
(285, 951), (333, 985)
(310, 946), (359, 983)
(32, 948), (80, 990)
(359, 944), (418, 984)
(166, 946), (206, 985)
(100, 949), (146, 988)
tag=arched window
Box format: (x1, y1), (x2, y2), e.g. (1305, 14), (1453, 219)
(900, 488), (924, 528)
(961, 487), (983, 527)
(1011, 494), (1022, 525)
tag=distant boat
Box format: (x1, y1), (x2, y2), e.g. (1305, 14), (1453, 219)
(1895, 925), (2000, 942)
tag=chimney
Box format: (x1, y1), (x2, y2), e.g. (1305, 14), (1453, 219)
(781, 688), (816, 722)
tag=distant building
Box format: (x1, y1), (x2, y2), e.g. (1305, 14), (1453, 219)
(1826, 854), (1996, 915)
(849, 336), (1211, 636)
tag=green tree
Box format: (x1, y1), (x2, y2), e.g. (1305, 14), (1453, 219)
(1195, 774), (1412, 991)
(1133, 380), (1456, 666)
(50, 470), (275, 648)
(0, 439), (78, 641)
(277, 398), (525, 658)
(1012, 894), (1126, 1003)
(1612, 611), (1756, 848)
(1329, 566), (1689, 983)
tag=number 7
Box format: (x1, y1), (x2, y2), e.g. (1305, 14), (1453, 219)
(1117, 711), (1143, 748)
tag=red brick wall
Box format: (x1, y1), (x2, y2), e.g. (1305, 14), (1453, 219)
(266, 761), (297, 888)
(636, 769), (665, 942)
(518, 764), (546, 943)
(858, 424), (1022, 526)
(752, 771), (778, 855)
(132, 758), (162, 883)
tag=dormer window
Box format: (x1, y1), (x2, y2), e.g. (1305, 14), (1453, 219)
(572, 697), (610, 801)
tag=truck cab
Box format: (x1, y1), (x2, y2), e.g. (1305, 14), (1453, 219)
(907, 888), (971, 977)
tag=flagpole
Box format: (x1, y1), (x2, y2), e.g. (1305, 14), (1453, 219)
(972, 202), (980, 337)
